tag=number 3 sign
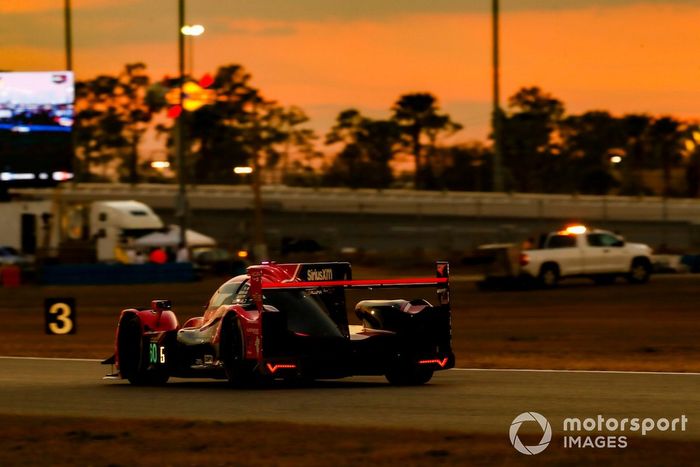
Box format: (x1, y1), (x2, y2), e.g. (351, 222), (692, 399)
(44, 298), (76, 335)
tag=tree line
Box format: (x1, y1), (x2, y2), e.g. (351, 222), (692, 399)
(74, 63), (700, 197)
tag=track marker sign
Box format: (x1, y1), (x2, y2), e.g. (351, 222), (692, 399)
(44, 298), (76, 335)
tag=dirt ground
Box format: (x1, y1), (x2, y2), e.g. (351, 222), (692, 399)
(0, 268), (698, 372)
(1, 415), (699, 467)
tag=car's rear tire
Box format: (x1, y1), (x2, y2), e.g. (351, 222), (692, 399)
(385, 364), (434, 386)
(627, 258), (651, 284)
(118, 315), (169, 386)
(221, 315), (254, 387)
(538, 264), (560, 288)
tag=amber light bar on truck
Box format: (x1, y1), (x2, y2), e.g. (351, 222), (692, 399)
(559, 225), (587, 235)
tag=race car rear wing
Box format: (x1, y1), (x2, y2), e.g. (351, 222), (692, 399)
(248, 261), (450, 309)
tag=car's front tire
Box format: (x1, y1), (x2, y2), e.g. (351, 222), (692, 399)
(220, 315), (254, 387)
(118, 315), (169, 386)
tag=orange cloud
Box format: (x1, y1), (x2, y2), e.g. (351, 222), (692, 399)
(200, 16), (490, 107)
(501, 3), (700, 117)
(5, 2), (699, 140)
(0, 46), (63, 70)
(0, 0), (138, 13)
(195, 4), (700, 136)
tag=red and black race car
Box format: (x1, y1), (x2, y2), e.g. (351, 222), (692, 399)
(103, 261), (454, 386)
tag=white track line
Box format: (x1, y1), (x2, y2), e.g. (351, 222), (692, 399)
(0, 356), (102, 363)
(452, 368), (700, 376)
(0, 356), (698, 376)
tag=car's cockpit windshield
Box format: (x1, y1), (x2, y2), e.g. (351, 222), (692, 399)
(208, 282), (245, 308)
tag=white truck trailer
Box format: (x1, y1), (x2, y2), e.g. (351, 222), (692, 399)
(0, 199), (163, 262)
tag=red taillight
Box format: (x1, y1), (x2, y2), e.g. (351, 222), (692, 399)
(418, 358), (449, 368)
(167, 105), (182, 119)
(198, 73), (214, 88)
(519, 253), (530, 266)
(266, 363), (297, 374)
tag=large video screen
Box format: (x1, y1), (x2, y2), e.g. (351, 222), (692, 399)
(0, 71), (74, 185)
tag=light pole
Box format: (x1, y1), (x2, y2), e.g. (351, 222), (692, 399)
(64, 0), (73, 71)
(491, 0), (505, 192)
(233, 165), (267, 261)
(61, 0), (73, 247)
(175, 0), (188, 248)
(250, 152), (267, 261)
(181, 24), (205, 78)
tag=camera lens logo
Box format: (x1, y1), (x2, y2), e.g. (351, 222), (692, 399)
(510, 412), (552, 455)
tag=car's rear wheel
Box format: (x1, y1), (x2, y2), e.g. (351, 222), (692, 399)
(627, 258), (651, 284)
(221, 315), (254, 386)
(538, 264), (560, 288)
(118, 315), (169, 386)
(385, 363), (434, 386)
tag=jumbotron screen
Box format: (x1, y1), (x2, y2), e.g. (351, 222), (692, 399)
(0, 71), (74, 185)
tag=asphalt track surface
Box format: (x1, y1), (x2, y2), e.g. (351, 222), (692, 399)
(1, 357), (698, 440)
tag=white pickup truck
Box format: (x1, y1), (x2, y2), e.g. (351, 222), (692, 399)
(519, 226), (653, 287)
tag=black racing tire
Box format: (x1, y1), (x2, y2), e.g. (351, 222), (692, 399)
(627, 258), (651, 284)
(385, 365), (434, 386)
(220, 315), (254, 387)
(538, 263), (560, 289)
(118, 315), (169, 386)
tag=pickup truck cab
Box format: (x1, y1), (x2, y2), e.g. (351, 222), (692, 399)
(520, 225), (653, 287)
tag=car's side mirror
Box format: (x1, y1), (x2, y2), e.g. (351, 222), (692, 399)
(613, 240), (625, 247)
(152, 299), (172, 314)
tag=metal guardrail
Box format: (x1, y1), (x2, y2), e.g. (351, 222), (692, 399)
(12, 183), (700, 224)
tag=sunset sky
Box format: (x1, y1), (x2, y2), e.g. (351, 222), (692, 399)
(3, 0), (700, 143)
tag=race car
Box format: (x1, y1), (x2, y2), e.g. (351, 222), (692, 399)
(103, 261), (454, 386)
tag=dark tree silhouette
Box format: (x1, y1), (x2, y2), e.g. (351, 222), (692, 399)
(118, 63), (153, 183)
(618, 114), (653, 195)
(74, 63), (154, 182)
(74, 63), (698, 197)
(74, 77), (125, 181)
(151, 64), (318, 185)
(391, 93), (462, 189)
(429, 143), (492, 191)
(324, 109), (400, 188)
(559, 111), (624, 194)
(501, 87), (565, 192)
(649, 116), (682, 197)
